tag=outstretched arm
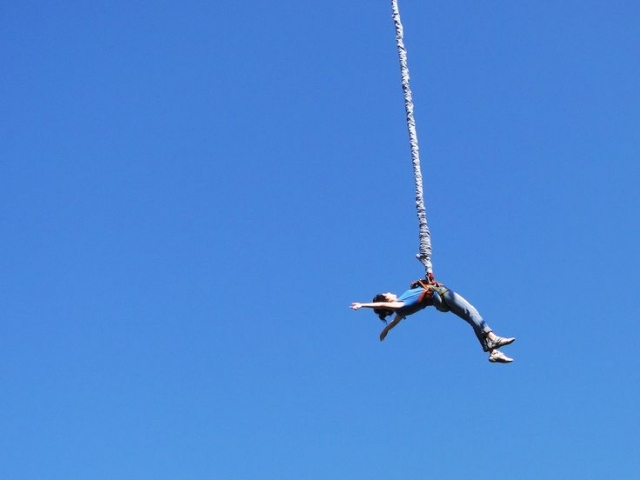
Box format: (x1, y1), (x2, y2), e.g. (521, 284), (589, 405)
(350, 300), (403, 311)
(379, 314), (403, 341)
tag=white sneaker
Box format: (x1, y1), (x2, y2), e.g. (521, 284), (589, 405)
(486, 335), (515, 351)
(489, 350), (513, 363)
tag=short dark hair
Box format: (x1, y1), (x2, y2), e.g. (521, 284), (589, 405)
(372, 293), (393, 324)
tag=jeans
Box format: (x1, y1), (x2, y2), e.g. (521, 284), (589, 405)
(432, 289), (493, 351)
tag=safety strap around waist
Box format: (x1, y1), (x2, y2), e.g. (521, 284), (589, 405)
(414, 279), (448, 297)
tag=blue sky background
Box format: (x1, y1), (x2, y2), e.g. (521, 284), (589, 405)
(2, 1), (639, 479)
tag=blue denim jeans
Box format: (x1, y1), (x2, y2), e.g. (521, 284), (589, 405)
(432, 289), (493, 351)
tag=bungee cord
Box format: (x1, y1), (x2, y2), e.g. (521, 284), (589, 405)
(391, 0), (433, 276)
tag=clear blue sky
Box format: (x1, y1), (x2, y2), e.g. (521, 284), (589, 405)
(2, 1), (639, 479)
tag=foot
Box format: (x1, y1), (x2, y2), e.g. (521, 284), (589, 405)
(486, 335), (515, 351)
(489, 350), (513, 363)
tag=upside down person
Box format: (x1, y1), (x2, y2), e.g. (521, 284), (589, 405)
(350, 275), (515, 363)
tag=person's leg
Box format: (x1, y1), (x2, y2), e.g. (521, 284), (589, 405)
(441, 290), (493, 351)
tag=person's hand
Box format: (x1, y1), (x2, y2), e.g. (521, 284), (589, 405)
(350, 302), (362, 310)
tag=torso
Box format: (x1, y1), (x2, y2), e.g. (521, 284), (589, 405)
(396, 287), (433, 317)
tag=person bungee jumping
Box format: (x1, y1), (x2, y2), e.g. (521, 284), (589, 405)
(350, 275), (515, 363)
